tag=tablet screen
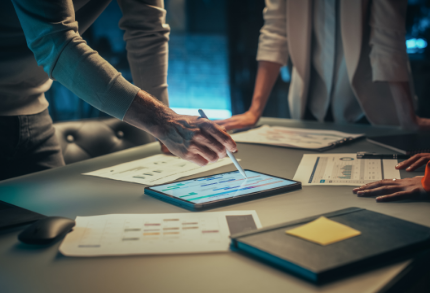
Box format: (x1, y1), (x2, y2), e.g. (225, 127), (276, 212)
(150, 170), (296, 204)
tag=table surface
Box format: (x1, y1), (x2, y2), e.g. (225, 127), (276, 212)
(0, 118), (428, 293)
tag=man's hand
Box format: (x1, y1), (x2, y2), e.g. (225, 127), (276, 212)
(216, 111), (260, 131)
(396, 153), (430, 171)
(352, 177), (428, 202)
(124, 90), (237, 166)
(155, 114), (236, 166)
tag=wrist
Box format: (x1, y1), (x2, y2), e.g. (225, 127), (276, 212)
(248, 103), (264, 120)
(124, 90), (175, 137)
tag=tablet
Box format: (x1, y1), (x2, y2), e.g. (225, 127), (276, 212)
(144, 169), (301, 211)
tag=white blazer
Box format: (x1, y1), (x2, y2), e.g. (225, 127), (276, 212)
(257, 0), (412, 126)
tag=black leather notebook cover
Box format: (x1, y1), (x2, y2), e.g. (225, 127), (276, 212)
(367, 133), (430, 155)
(0, 200), (46, 230)
(230, 208), (430, 283)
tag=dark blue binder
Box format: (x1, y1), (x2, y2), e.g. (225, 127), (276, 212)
(230, 207), (430, 283)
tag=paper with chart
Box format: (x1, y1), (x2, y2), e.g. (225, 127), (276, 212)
(59, 211), (261, 257)
(232, 125), (363, 150)
(293, 154), (400, 186)
(83, 154), (238, 186)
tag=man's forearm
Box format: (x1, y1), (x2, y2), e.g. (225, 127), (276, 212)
(123, 90), (176, 137)
(249, 61), (282, 117)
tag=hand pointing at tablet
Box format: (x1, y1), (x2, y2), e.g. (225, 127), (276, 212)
(124, 90), (238, 166)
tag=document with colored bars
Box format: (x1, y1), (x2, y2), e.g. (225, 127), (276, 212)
(59, 211), (261, 257)
(293, 154), (400, 186)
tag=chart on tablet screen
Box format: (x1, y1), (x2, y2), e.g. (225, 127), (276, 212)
(151, 170), (296, 204)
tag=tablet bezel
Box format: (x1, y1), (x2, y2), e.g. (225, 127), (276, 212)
(144, 169), (302, 211)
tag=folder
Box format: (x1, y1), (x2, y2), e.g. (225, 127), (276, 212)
(230, 207), (430, 283)
(367, 133), (430, 155)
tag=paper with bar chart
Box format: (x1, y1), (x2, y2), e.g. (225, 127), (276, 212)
(59, 211), (261, 257)
(232, 125), (363, 150)
(293, 154), (400, 186)
(83, 154), (238, 186)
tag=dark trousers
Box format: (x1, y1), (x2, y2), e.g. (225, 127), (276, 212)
(0, 109), (65, 181)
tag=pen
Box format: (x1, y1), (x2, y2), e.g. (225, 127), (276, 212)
(356, 152), (410, 159)
(198, 109), (247, 179)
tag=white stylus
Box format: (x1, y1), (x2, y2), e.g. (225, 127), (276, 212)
(198, 109), (247, 179)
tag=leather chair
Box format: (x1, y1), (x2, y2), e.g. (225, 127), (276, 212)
(54, 118), (155, 164)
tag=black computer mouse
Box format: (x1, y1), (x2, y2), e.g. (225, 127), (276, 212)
(18, 216), (75, 245)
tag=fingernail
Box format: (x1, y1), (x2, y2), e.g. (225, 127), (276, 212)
(353, 187), (359, 191)
(407, 167), (411, 170)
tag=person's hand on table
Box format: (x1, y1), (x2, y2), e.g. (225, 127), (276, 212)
(396, 153), (430, 171)
(352, 177), (429, 202)
(216, 111), (260, 131)
(124, 90), (237, 166)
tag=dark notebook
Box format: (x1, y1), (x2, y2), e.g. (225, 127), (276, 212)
(0, 200), (46, 230)
(230, 208), (430, 283)
(367, 133), (430, 155)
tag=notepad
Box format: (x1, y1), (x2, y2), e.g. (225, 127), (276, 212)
(286, 216), (361, 245)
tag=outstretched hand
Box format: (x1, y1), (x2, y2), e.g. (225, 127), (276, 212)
(155, 114), (237, 166)
(396, 153), (430, 171)
(216, 111), (259, 131)
(352, 177), (428, 202)
(124, 90), (237, 166)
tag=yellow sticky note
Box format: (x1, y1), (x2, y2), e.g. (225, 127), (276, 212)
(286, 216), (361, 245)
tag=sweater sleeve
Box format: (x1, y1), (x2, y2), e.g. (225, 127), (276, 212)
(256, 0), (289, 66)
(11, 0), (140, 120)
(118, 0), (170, 106)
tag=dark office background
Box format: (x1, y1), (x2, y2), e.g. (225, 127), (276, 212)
(45, 0), (430, 122)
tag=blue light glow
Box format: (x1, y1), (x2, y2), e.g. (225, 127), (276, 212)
(406, 38), (427, 54)
(171, 108), (231, 119)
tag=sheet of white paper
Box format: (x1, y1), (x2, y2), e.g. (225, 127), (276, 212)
(59, 211), (261, 257)
(293, 154), (401, 186)
(83, 154), (239, 186)
(232, 125), (363, 150)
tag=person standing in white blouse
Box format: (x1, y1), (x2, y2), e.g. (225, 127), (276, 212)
(218, 0), (430, 130)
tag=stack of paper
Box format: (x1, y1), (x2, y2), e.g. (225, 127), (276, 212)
(232, 125), (363, 151)
(59, 211), (261, 257)
(293, 154), (400, 186)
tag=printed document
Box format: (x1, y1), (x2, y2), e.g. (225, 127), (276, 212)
(59, 211), (261, 257)
(83, 154), (238, 186)
(232, 125), (363, 150)
(293, 154), (400, 186)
